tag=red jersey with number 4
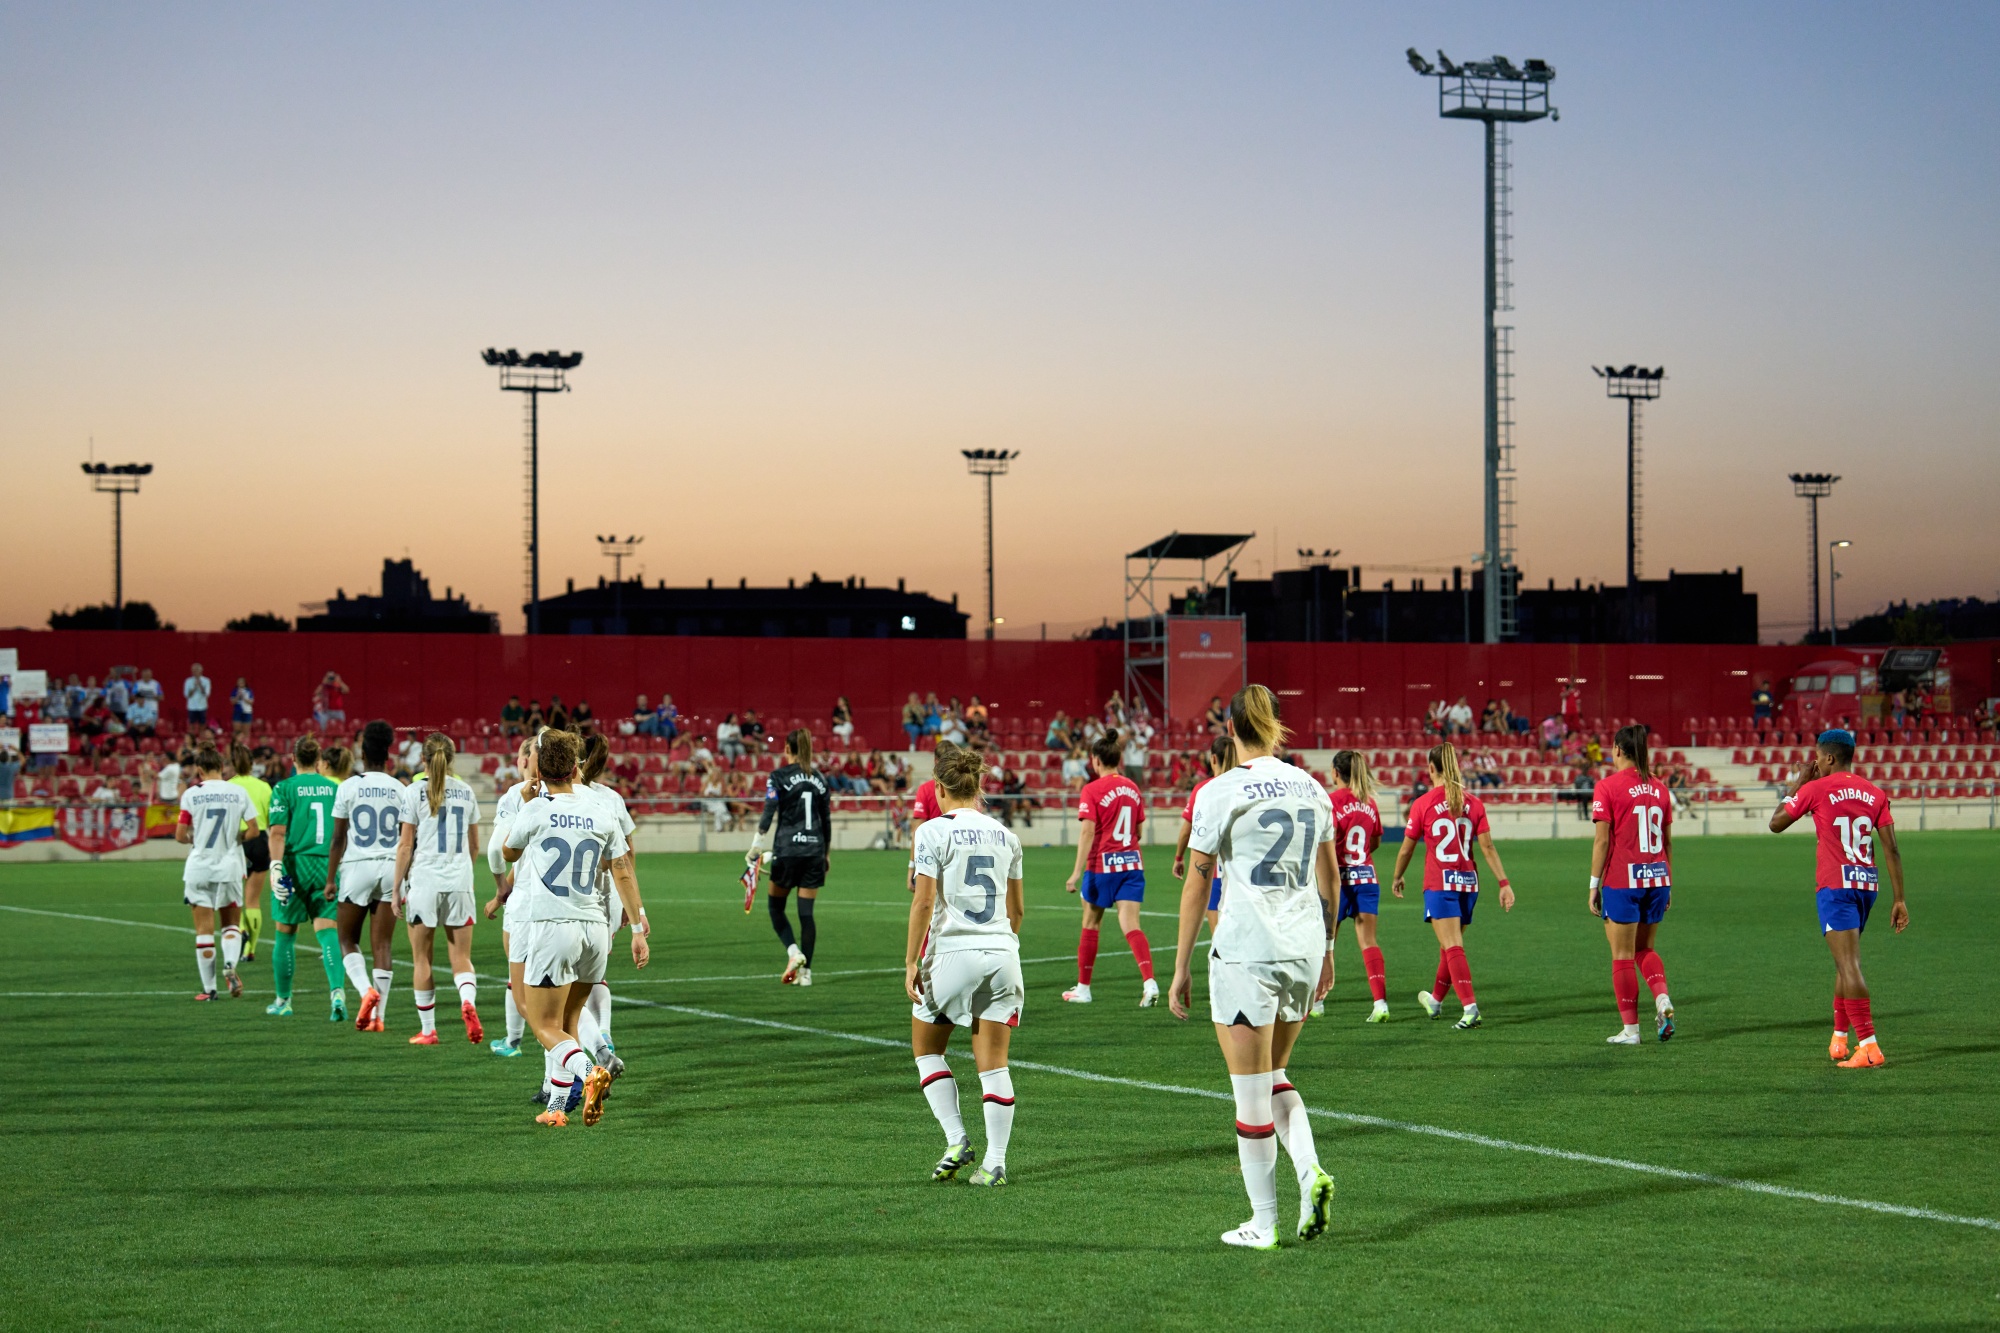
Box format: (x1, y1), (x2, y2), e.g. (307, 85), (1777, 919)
(1328, 787), (1382, 884)
(1782, 773), (1893, 890)
(1405, 787), (1489, 891)
(1590, 768), (1674, 890)
(911, 779), (940, 826)
(1079, 773), (1144, 873)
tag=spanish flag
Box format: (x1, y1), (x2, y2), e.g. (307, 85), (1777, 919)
(0, 808), (56, 848)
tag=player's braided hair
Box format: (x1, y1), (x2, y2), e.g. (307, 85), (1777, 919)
(933, 739), (984, 800)
(1613, 724), (1651, 779)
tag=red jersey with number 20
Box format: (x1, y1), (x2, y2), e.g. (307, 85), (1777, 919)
(1328, 787), (1382, 885)
(1405, 787), (1489, 892)
(1079, 773), (1144, 873)
(1782, 773), (1893, 890)
(1590, 768), (1674, 890)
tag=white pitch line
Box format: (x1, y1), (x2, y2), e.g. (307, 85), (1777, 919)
(13, 901), (1997, 1233)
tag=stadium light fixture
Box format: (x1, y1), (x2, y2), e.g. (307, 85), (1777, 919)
(1594, 365), (1666, 626)
(81, 459), (153, 628)
(1788, 472), (1840, 639)
(961, 449), (1021, 640)
(1829, 539), (1852, 645)
(485, 348), (583, 633)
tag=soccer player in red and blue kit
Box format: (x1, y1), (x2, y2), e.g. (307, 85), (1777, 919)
(1769, 728), (1909, 1068)
(1063, 735), (1159, 1007)
(1588, 725), (1677, 1045)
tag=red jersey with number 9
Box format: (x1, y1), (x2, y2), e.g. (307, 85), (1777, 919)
(1328, 787), (1382, 883)
(1404, 787), (1489, 891)
(1781, 772), (1893, 890)
(1079, 772), (1145, 873)
(1590, 768), (1674, 890)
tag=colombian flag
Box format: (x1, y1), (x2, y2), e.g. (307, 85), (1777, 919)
(0, 808), (56, 848)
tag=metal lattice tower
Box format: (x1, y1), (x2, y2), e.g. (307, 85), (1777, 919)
(1789, 472), (1839, 637)
(81, 461), (152, 629)
(1594, 365), (1666, 595)
(1408, 48), (1557, 642)
(961, 450), (1019, 639)
(483, 348), (582, 634)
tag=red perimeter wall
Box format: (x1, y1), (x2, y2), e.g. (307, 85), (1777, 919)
(3, 631), (1991, 740)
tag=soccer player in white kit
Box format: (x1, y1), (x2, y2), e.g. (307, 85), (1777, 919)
(326, 720), (406, 1033)
(905, 742), (1025, 1187)
(484, 735), (534, 1058)
(392, 733), (485, 1045)
(1168, 685), (1338, 1250)
(175, 747), (261, 1000)
(503, 730), (650, 1127)
(578, 734), (643, 1076)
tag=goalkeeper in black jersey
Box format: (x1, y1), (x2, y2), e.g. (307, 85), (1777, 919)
(747, 729), (831, 986)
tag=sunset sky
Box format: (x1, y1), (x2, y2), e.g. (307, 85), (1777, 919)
(3, 3), (1995, 639)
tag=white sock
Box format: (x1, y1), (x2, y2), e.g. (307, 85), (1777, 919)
(1656, 992), (1673, 1014)
(1270, 1068), (1320, 1188)
(454, 972), (478, 1007)
(541, 1047), (557, 1100)
(577, 1004), (602, 1057)
(978, 1067), (1015, 1170)
(195, 935), (217, 993)
(1231, 1072), (1279, 1230)
(220, 927), (243, 972)
(372, 968), (394, 1012)
(415, 989), (436, 1035)
(505, 988), (525, 1044)
(553, 1038), (595, 1083)
(587, 982), (612, 1045)
(916, 1055), (966, 1145)
(342, 951), (371, 995)
(1622, 1022), (1641, 1037)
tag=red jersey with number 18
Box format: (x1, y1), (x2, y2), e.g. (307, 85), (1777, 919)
(1404, 787), (1489, 892)
(1782, 773), (1893, 889)
(1590, 768), (1673, 890)
(1079, 772), (1144, 873)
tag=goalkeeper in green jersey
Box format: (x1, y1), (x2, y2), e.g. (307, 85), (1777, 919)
(265, 735), (348, 1019)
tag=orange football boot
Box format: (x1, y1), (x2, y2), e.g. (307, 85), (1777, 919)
(409, 1031), (439, 1045)
(1828, 1031), (1850, 1062)
(582, 1065), (613, 1126)
(1837, 1041), (1885, 1069)
(354, 987), (382, 1031)
(461, 1001), (484, 1043)
(535, 1108), (569, 1127)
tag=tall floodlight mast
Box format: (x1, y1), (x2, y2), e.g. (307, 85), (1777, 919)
(483, 348), (583, 634)
(1408, 47), (1557, 642)
(961, 449), (1019, 640)
(1594, 365), (1665, 633)
(80, 461), (153, 629)
(1789, 472), (1839, 638)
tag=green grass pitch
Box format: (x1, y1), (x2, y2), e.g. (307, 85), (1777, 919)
(2, 831), (1996, 1331)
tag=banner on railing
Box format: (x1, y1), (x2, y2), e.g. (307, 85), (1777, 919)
(0, 808), (55, 848)
(0, 803), (178, 852)
(1167, 617), (1245, 728)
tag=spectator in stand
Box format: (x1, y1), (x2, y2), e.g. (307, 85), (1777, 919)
(155, 753), (184, 803)
(105, 669), (131, 723)
(684, 734), (716, 776)
(657, 694), (680, 741)
(1974, 697), (1996, 736)
(1061, 743), (1090, 789)
(133, 668), (162, 711)
(231, 677), (255, 734)
(938, 707), (967, 747)
(547, 696), (570, 732)
(1045, 711), (1072, 752)
(1121, 724), (1149, 785)
(524, 699), (546, 732)
(717, 713), (746, 759)
(1541, 713), (1564, 751)
(899, 693), (924, 749)
(740, 708), (765, 750)
(183, 664), (214, 727)
(502, 694), (527, 737)
(313, 671), (350, 729)
(59, 674), (82, 718)
(831, 697), (855, 742)
(40, 680), (68, 723)
(700, 768), (730, 831)
(1103, 692), (1127, 729)
(922, 692), (944, 738)
(126, 690), (159, 736)
(1425, 698), (1450, 737)
(572, 699), (595, 736)
(1479, 698), (1504, 733)
(1751, 679), (1775, 723)
(0, 742), (20, 801)
(627, 695), (652, 737)
(963, 695), (988, 739)
(1469, 749), (1502, 788)
(1204, 695), (1228, 736)
(1000, 764), (1031, 828)
(1560, 683), (1583, 734)
(1447, 696), (1474, 736)
(838, 750), (870, 794)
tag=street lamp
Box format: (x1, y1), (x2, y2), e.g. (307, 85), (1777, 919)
(484, 348), (583, 633)
(961, 449), (1019, 640)
(80, 461), (153, 629)
(1788, 472), (1840, 638)
(1828, 540), (1851, 645)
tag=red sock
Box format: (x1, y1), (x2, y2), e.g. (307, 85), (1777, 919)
(1432, 950), (1452, 1001)
(1612, 958), (1640, 1025)
(1833, 997), (1850, 1034)
(1636, 948), (1669, 998)
(1362, 946), (1387, 1002)
(1077, 928), (1100, 986)
(1445, 945), (1476, 1007)
(1849, 997), (1875, 1042)
(1124, 929), (1155, 982)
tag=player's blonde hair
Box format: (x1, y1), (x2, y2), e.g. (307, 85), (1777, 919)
(422, 732), (455, 816)
(933, 739), (984, 801)
(1229, 684), (1290, 753)
(1332, 749), (1376, 804)
(1428, 742), (1465, 817)
(321, 745), (353, 781)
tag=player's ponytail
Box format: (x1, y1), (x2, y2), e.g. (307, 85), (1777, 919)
(1207, 732), (1235, 776)
(1614, 724), (1651, 780)
(579, 733), (611, 787)
(1333, 749), (1376, 804)
(1090, 733), (1124, 771)
(933, 739), (984, 801)
(1229, 684), (1290, 754)
(786, 728), (814, 772)
(422, 732), (454, 816)
(1428, 742), (1465, 817)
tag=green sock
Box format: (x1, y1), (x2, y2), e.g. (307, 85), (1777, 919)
(273, 932), (296, 1002)
(315, 925), (346, 994)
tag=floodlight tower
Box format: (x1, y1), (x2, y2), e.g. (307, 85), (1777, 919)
(483, 348), (583, 634)
(1408, 47), (1558, 642)
(961, 449), (1019, 640)
(1788, 472), (1839, 638)
(597, 533), (642, 627)
(80, 461), (153, 629)
(1828, 539), (1852, 645)
(1593, 365), (1665, 622)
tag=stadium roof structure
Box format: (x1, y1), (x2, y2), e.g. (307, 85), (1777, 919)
(1123, 533), (1255, 725)
(1126, 533), (1253, 563)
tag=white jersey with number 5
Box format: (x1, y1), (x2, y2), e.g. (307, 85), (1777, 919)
(913, 808), (1023, 955)
(332, 771), (405, 863)
(400, 775), (481, 893)
(1189, 755), (1335, 962)
(505, 790), (628, 926)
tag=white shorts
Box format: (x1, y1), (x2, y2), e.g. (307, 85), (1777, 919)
(913, 947), (1024, 1028)
(603, 885), (625, 933)
(183, 879), (244, 910)
(515, 918), (608, 989)
(406, 882), (475, 929)
(1207, 952), (1314, 1028)
(337, 860), (397, 907)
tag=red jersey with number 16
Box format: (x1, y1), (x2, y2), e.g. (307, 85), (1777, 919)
(1404, 787), (1489, 892)
(1590, 768), (1674, 890)
(1079, 773), (1145, 874)
(1782, 773), (1893, 890)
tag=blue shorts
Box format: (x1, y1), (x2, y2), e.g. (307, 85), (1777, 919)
(1601, 885), (1670, 925)
(1082, 870), (1145, 909)
(1338, 880), (1380, 922)
(1206, 876), (1222, 912)
(1817, 886), (1876, 935)
(1423, 889), (1478, 925)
